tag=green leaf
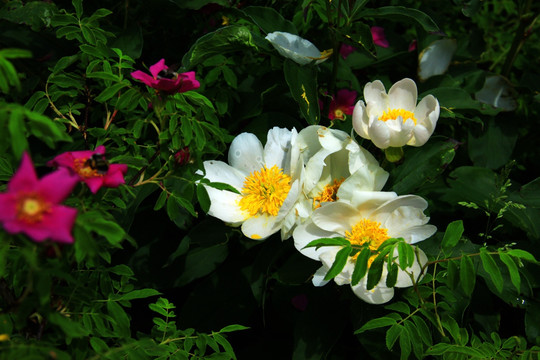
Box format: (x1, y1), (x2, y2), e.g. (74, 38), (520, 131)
(204, 181), (241, 194)
(442, 220), (464, 252)
(397, 242), (415, 269)
(241, 6), (297, 34)
(303, 237), (350, 249)
(8, 108), (28, 157)
(390, 137), (456, 194)
(366, 252), (386, 290)
(385, 262), (399, 288)
(323, 246), (352, 281)
(86, 71), (121, 82)
(518, 177), (540, 207)
(196, 184), (211, 213)
(459, 255), (476, 297)
(499, 252), (521, 293)
(49, 312), (89, 338)
(385, 301), (410, 315)
(399, 326), (412, 360)
(72, 0), (83, 18)
(358, 6), (439, 32)
(426, 344), (486, 357)
(283, 59), (320, 125)
(94, 81), (129, 102)
(351, 247), (371, 286)
(80, 213), (126, 246)
(90, 337), (109, 354)
(412, 316), (432, 346)
(108, 264), (134, 277)
(386, 324), (403, 350)
(107, 301), (130, 337)
(355, 316), (398, 334)
(182, 25), (258, 69)
(507, 249), (537, 262)
(115, 288), (161, 301)
(468, 118), (518, 169)
(218, 324), (250, 333)
(479, 248), (503, 293)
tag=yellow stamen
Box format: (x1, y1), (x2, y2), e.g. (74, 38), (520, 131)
(73, 158), (101, 178)
(313, 178), (345, 209)
(378, 109), (417, 124)
(345, 219), (389, 265)
(16, 193), (51, 223)
(239, 165), (291, 217)
(334, 109), (344, 120)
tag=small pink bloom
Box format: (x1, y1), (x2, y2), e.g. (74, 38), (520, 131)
(48, 145), (128, 194)
(339, 44), (356, 59)
(131, 59), (200, 95)
(408, 39), (417, 52)
(0, 153), (79, 244)
(328, 89), (357, 120)
(371, 26), (389, 48)
(174, 147), (191, 166)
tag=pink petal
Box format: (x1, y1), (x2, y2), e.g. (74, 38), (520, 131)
(0, 193), (17, 222)
(178, 71), (200, 92)
(149, 59), (167, 79)
(371, 26), (389, 48)
(131, 70), (155, 87)
(94, 145), (106, 154)
(8, 152), (38, 193)
(37, 168), (80, 203)
(47, 152), (76, 169)
(336, 89), (357, 108)
(84, 177), (104, 194)
(41, 205), (77, 244)
(339, 44), (355, 59)
(102, 164), (127, 188)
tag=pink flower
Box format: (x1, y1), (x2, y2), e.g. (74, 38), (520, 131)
(408, 39), (417, 52)
(48, 145), (128, 194)
(174, 147), (191, 166)
(0, 153), (79, 244)
(371, 26), (389, 48)
(339, 44), (356, 59)
(328, 89), (357, 120)
(131, 59), (200, 95)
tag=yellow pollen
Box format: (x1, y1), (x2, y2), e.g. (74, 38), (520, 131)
(313, 178), (345, 209)
(16, 193), (51, 223)
(238, 165), (291, 217)
(378, 109), (417, 124)
(345, 219), (389, 264)
(334, 109), (344, 120)
(221, 16), (229, 26)
(74, 158), (101, 178)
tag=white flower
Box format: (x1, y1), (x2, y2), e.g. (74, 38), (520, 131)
(265, 31), (331, 65)
(475, 75), (517, 111)
(352, 78), (440, 149)
(200, 127), (303, 240)
(294, 125), (389, 220)
(418, 39), (457, 81)
(293, 192), (436, 304)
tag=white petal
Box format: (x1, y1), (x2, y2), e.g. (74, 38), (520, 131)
(312, 266), (331, 287)
(202, 160), (245, 191)
(367, 119), (392, 149)
(351, 277), (395, 304)
(418, 39), (457, 81)
(228, 133), (265, 174)
(352, 100), (370, 139)
(205, 186), (247, 223)
(264, 127), (295, 170)
(475, 75), (517, 111)
(396, 224), (437, 244)
(241, 214), (280, 240)
(350, 191), (397, 214)
(293, 220), (340, 260)
(409, 125), (430, 147)
(312, 201), (360, 234)
(414, 95), (440, 132)
(265, 31), (323, 65)
(388, 78), (417, 112)
(363, 80), (388, 114)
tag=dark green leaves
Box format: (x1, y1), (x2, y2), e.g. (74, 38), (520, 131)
(358, 6), (439, 32)
(441, 220), (464, 253)
(479, 248), (503, 293)
(283, 59), (320, 125)
(460, 255), (476, 296)
(323, 246), (352, 281)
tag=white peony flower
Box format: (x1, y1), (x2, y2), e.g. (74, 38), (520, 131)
(200, 127), (303, 240)
(418, 39), (457, 81)
(265, 31), (331, 65)
(293, 192), (436, 304)
(294, 125), (389, 221)
(352, 78), (440, 149)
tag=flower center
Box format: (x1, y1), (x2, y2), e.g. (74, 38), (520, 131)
(345, 219), (389, 263)
(73, 158), (101, 178)
(239, 165), (291, 217)
(334, 109), (344, 120)
(378, 109), (417, 124)
(16, 193), (51, 223)
(313, 178), (345, 209)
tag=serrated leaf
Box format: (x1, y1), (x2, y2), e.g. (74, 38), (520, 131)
(412, 316), (432, 346)
(323, 246), (352, 281)
(386, 262), (398, 288)
(442, 220), (464, 252)
(507, 249), (537, 262)
(499, 252), (521, 293)
(218, 324), (250, 333)
(196, 184), (211, 213)
(94, 81), (129, 102)
(115, 289), (161, 301)
(460, 255), (475, 296)
(480, 248), (503, 293)
(398, 242), (415, 269)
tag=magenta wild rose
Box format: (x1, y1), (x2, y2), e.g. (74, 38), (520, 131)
(131, 58), (200, 94)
